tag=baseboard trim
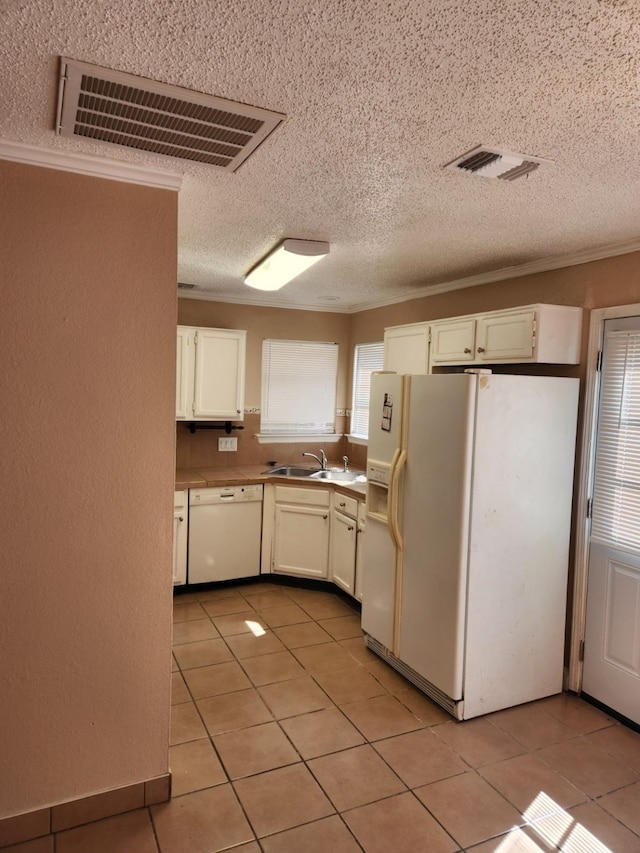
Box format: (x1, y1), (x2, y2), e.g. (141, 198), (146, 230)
(0, 773), (171, 848)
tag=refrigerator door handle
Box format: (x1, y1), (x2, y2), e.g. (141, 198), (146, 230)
(388, 447), (407, 550)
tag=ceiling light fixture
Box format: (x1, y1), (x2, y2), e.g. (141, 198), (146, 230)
(244, 239), (330, 291)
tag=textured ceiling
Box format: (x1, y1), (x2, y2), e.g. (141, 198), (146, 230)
(3, 0), (640, 311)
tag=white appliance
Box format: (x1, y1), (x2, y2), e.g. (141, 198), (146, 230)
(188, 485), (263, 583)
(361, 371), (579, 720)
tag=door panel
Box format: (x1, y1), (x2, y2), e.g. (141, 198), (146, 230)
(583, 316), (640, 724)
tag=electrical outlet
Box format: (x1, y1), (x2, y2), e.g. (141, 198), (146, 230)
(218, 437), (237, 451)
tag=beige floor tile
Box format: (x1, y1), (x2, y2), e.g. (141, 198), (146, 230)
(172, 601), (207, 622)
(258, 603), (313, 628)
(1, 838), (54, 853)
(293, 641), (362, 675)
(170, 702), (207, 745)
(478, 753), (587, 816)
(183, 660), (252, 700)
(171, 618), (220, 645)
(434, 718), (526, 767)
(588, 723), (640, 773)
(360, 656), (414, 694)
(317, 614), (363, 640)
(197, 689), (273, 736)
(339, 635), (379, 666)
(202, 595), (256, 617)
(283, 588), (337, 605)
(226, 845), (261, 853)
(489, 701), (577, 750)
(598, 780), (640, 835)
(273, 621), (333, 648)
(539, 693), (616, 734)
(241, 590), (291, 609)
(55, 810), (158, 853)
(314, 666), (387, 705)
(172, 638), (233, 670)
(415, 771), (522, 849)
(373, 729), (468, 788)
(211, 611), (265, 637)
(307, 744), (406, 811)
(467, 825), (557, 852)
(195, 586), (245, 601)
(298, 597), (355, 619)
(340, 694), (424, 741)
(343, 791), (458, 853)
(213, 722), (300, 779)
(281, 707), (365, 759)
(258, 676), (333, 719)
(151, 785), (254, 853)
(394, 687), (452, 726)
(240, 650), (305, 686)
(171, 671), (191, 705)
(536, 735), (639, 797)
(171, 653), (178, 672)
(233, 764), (334, 838)
(260, 815), (362, 853)
(224, 630), (286, 659)
(531, 800), (640, 852)
(169, 739), (227, 796)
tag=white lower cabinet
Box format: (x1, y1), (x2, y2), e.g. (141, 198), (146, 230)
(330, 494), (363, 598)
(173, 490), (188, 585)
(272, 486), (331, 579)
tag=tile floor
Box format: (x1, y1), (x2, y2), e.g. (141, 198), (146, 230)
(47, 582), (640, 852)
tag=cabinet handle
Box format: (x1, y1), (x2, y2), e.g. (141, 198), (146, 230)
(464, 347), (471, 354)
(323, 515), (328, 520)
(477, 346), (485, 353)
(348, 526), (354, 531)
(237, 409), (241, 414)
(339, 502), (346, 508)
(178, 516), (184, 522)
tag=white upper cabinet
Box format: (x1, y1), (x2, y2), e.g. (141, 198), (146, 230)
(176, 326), (246, 420)
(383, 323), (430, 373)
(385, 304), (582, 372)
(429, 318), (476, 365)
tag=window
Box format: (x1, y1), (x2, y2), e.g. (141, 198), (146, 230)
(260, 339), (339, 439)
(350, 341), (384, 441)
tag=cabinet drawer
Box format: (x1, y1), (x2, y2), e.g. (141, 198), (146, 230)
(274, 486), (331, 507)
(333, 494), (359, 518)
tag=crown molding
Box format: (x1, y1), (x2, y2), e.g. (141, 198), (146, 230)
(348, 238), (640, 313)
(177, 288), (352, 313)
(0, 139), (182, 190)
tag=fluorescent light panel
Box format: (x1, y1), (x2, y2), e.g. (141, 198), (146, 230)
(245, 239), (330, 291)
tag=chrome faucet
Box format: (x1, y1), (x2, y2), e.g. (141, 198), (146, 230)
(342, 456), (349, 472)
(302, 449), (327, 470)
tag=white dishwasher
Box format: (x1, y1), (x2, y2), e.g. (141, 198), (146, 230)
(188, 485), (263, 584)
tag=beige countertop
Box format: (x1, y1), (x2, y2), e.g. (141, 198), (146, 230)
(175, 464), (367, 498)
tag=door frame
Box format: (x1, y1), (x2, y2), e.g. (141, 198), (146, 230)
(569, 301), (640, 693)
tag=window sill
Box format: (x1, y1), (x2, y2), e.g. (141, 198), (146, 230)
(346, 434), (368, 446)
(256, 433), (344, 445)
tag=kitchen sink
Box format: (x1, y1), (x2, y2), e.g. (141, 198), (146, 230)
(262, 465), (317, 477)
(309, 469), (361, 482)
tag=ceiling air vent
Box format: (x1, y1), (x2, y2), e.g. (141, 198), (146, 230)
(56, 58), (285, 171)
(445, 146), (549, 181)
(177, 282), (198, 291)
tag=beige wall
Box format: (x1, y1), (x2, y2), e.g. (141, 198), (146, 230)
(0, 161), (177, 818)
(177, 300), (352, 469)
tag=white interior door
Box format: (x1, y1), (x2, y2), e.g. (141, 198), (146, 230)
(583, 317), (640, 725)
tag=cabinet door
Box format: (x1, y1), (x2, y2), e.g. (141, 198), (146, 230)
(173, 491), (188, 585)
(193, 329), (246, 419)
(273, 504), (330, 578)
(476, 311), (535, 361)
(384, 324), (430, 373)
(430, 319), (476, 365)
(355, 504), (366, 602)
(330, 510), (357, 595)
(176, 327), (194, 419)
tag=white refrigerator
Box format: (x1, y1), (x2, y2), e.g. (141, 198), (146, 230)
(361, 370), (579, 720)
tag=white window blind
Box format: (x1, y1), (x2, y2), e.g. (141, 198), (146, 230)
(591, 330), (640, 551)
(261, 339), (339, 435)
(350, 342), (384, 439)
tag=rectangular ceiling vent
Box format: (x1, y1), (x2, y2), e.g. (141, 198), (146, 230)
(177, 282), (198, 290)
(445, 145), (549, 181)
(56, 58), (286, 171)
